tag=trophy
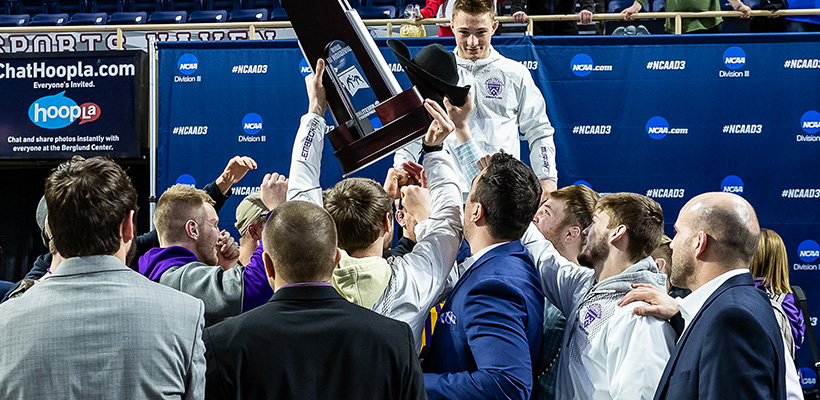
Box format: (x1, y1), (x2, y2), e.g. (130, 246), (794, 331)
(282, 0), (435, 176)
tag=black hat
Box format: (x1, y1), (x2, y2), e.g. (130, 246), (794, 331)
(388, 39), (470, 108)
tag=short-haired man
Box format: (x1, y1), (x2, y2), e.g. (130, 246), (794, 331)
(395, 0), (558, 200)
(287, 59), (464, 351)
(533, 184), (600, 264)
(138, 183), (277, 324)
(0, 157), (205, 399)
(619, 192), (786, 399)
(203, 201), (426, 399)
(423, 152), (545, 399)
(523, 192), (676, 399)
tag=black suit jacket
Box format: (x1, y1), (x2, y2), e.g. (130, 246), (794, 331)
(203, 285), (427, 400)
(654, 273), (786, 400)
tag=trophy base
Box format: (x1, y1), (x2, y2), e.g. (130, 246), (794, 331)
(327, 86), (432, 176)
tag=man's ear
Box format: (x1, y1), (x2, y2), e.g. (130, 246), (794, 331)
(263, 251), (275, 279)
(395, 210), (407, 227)
(247, 223), (263, 241)
(694, 231), (708, 258)
(610, 224), (627, 245)
(566, 225), (581, 242)
(120, 210), (136, 243)
(384, 212), (392, 234)
(491, 19), (499, 33)
(334, 248), (342, 268)
(468, 202), (484, 224)
(656, 258), (667, 274)
(185, 219), (198, 241)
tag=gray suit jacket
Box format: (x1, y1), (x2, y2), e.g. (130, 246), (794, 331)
(0, 255), (206, 399)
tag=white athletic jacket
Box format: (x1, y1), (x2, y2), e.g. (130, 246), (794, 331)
(394, 46), (557, 195)
(287, 113), (463, 352)
(522, 224), (676, 400)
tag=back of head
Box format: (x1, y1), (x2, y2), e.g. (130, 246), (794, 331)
(322, 177), (391, 253)
(264, 201), (338, 283)
(453, 0), (495, 17)
(549, 184), (600, 230)
(651, 235), (673, 264)
(471, 153), (541, 241)
(750, 228), (790, 294)
(45, 156), (137, 258)
(597, 192), (664, 262)
(689, 192), (760, 268)
(154, 184), (215, 244)
(235, 192), (269, 239)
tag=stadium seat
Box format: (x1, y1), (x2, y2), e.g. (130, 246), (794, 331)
(109, 11), (147, 23)
(29, 13), (69, 25)
(0, 14), (29, 26)
(229, 8), (268, 21)
(356, 5), (396, 18)
(652, 0), (665, 11)
(270, 7), (287, 20)
(4, 0), (23, 14)
(42, 0), (61, 14)
(148, 10), (187, 23)
(67, 12), (108, 25)
(188, 9), (227, 21)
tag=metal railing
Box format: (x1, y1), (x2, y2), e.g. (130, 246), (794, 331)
(0, 8), (818, 46)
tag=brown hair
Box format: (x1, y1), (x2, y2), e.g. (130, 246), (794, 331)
(596, 193), (664, 262)
(154, 184), (215, 244)
(264, 201), (338, 283)
(45, 156), (138, 258)
(471, 153), (541, 241)
(453, 0), (495, 17)
(322, 178), (391, 253)
(548, 184), (600, 230)
(750, 228), (791, 295)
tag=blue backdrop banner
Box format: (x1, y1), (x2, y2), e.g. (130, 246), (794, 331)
(157, 34), (820, 383)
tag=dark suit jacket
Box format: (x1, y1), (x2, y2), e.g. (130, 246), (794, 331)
(203, 285), (427, 400)
(654, 273), (786, 400)
(423, 241), (545, 400)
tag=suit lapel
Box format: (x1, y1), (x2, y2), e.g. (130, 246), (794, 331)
(655, 273), (755, 399)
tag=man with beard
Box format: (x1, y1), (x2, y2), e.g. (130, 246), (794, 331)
(522, 192), (676, 399)
(138, 183), (279, 325)
(532, 184), (599, 264)
(618, 192), (786, 399)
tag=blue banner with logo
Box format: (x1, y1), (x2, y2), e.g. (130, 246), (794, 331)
(157, 35), (820, 384)
(0, 51), (146, 159)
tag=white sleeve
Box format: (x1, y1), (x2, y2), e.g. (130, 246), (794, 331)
(389, 150), (463, 350)
(452, 139), (486, 188)
(286, 113), (326, 206)
(606, 304), (676, 400)
(517, 70), (557, 182)
(393, 137), (423, 169)
(521, 223), (593, 316)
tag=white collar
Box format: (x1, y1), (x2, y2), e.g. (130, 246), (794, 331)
(677, 268), (750, 333)
(460, 241), (510, 271)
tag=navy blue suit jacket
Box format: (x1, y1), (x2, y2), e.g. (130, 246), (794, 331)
(654, 273), (786, 400)
(423, 241), (545, 400)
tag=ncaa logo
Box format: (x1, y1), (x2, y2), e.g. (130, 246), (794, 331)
(798, 240), (820, 263)
(175, 174), (196, 187)
(573, 180), (592, 189)
(178, 53), (198, 75)
(299, 58), (311, 78)
(721, 175), (744, 194)
(242, 113), (263, 135)
(723, 46), (746, 70)
(646, 116), (669, 140)
(570, 54), (594, 77)
(801, 368), (818, 389)
(801, 110), (820, 134)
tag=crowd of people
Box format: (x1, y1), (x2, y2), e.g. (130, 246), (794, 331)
(0, 0), (808, 398)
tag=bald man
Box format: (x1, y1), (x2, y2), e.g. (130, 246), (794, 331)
(619, 192), (786, 400)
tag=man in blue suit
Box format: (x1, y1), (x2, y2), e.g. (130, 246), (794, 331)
(423, 152), (545, 400)
(620, 192), (786, 400)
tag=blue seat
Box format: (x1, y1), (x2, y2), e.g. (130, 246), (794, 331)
(4, 0), (24, 14)
(109, 11), (147, 23)
(29, 13), (69, 25)
(652, 0), (665, 11)
(229, 8), (267, 21)
(270, 7), (287, 20)
(68, 12), (107, 25)
(0, 14), (30, 26)
(356, 5), (396, 18)
(148, 10), (187, 23)
(188, 9), (227, 22)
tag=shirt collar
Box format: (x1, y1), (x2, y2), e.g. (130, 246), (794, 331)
(460, 241), (510, 271)
(677, 268), (750, 332)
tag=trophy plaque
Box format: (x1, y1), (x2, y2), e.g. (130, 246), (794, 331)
(282, 0), (433, 176)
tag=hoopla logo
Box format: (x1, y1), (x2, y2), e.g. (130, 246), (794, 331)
(175, 174), (196, 187)
(570, 54), (594, 77)
(178, 53), (198, 75)
(298, 58), (311, 77)
(801, 110), (820, 134)
(28, 91), (100, 129)
(646, 116), (669, 140)
(242, 113), (263, 134)
(721, 175), (744, 194)
(723, 46), (746, 70)
(798, 240), (820, 263)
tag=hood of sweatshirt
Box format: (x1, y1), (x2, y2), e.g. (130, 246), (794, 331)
(137, 246), (199, 281)
(454, 46), (504, 69)
(331, 250), (392, 310)
(586, 256), (666, 300)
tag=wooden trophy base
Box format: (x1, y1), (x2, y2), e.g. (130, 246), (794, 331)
(327, 86), (432, 176)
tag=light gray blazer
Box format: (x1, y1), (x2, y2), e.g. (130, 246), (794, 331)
(0, 255), (206, 399)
